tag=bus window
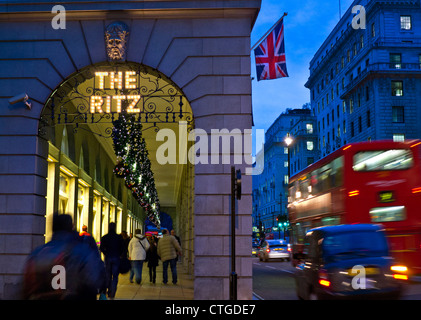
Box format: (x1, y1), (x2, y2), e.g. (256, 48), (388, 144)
(319, 163), (332, 193)
(331, 156), (344, 188)
(321, 216), (341, 226)
(353, 149), (413, 171)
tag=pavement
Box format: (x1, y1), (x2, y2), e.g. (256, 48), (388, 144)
(112, 261), (194, 300)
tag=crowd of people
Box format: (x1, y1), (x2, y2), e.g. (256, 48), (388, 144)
(22, 213), (182, 300)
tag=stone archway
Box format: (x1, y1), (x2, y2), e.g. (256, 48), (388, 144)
(39, 60), (196, 281)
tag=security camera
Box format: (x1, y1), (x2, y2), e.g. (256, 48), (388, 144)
(8, 93), (31, 109)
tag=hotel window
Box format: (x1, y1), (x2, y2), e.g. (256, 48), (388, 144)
(347, 50), (351, 62)
(393, 134), (405, 142)
(343, 120), (346, 134)
(284, 161), (288, 167)
(358, 116), (362, 133)
(307, 141), (314, 151)
(392, 106), (404, 123)
(389, 53), (402, 69)
(419, 54), (421, 69)
(336, 83), (339, 96)
(367, 110), (371, 127)
(371, 23), (376, 37)
(351, 122), (355, 137)
(391, 80), (403, 96)
(306, 123), (313, 134)
(353, 43), (357, 56)
(341, 57), (345, 69)
(337, 124), (341, 137)
(360, 35), (364, 49)
(349, 99), (354, 113)
(400, 15), (412, 30)
(342, 100), (346, 113)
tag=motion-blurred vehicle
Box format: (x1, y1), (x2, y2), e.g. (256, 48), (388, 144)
(288, 140), (421, 276)
(258, 239), (291, 262)
(252, 243), (259, 257)
(295, 224), (407, 300)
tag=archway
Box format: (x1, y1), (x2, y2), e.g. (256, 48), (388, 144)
(40, 61), (195, 276)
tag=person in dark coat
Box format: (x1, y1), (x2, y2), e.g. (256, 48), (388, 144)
(147, 236), (160, 284)
(100, 222), (124, 299)
(23, 213), (105, 300)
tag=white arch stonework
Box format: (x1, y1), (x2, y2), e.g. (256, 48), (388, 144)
(0, 0), (260, 299)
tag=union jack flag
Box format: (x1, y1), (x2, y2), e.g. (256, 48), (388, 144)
(254, 19), (288, 81)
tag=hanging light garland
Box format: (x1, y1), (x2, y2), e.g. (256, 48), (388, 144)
(112, 113), (161, 226)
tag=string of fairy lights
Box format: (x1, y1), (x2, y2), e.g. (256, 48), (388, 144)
(112, 113), (161, 227)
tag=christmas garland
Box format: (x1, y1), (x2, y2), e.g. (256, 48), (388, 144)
(112, 113), (160, 226)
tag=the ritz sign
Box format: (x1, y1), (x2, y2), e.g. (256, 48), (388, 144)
(89, 71), (142, 114)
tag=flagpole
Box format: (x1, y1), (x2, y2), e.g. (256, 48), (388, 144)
(251, 12), (288, 51)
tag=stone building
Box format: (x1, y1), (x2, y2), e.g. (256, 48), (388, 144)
(305, 0), (421, 157)
(0, 0), (261, 299)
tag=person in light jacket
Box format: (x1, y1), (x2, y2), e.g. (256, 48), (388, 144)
(157, 229), (182, 285)
(128, 228), (150, 284)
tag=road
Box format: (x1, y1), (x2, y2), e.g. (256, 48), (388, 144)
(252, 257), (421, 300)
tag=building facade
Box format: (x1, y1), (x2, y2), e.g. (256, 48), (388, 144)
(252, 108), (318, 237)
(0, 0), (261, 299)
(306, 0), (421, 157)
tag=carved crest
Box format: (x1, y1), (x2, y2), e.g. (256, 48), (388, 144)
(105, 21), (130, 61)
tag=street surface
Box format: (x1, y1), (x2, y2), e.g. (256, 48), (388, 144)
(252, 257), (421, 300)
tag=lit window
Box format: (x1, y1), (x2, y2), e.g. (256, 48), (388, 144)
(391, 81), (403, 96)
(389, 53), (402, 69)
(400, 15), (412, 30)
(306, 123), (313, 134)
(307, 141), (314, 151)
(393, 134), (405, 142)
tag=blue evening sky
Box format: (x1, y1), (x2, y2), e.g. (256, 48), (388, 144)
(251, 0), (355, 152)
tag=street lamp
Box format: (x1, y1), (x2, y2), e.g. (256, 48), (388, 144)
(284, 133), (294, 179)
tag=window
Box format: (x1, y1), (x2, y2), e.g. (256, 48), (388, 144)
(366, 86), (370, 101)
(360, 35), (364, 49)
(390, 53), (402, 69)
(392, 106), (404, 123)
(306, 123), (313, 134)
(353, 43), (357, 56)
(353, 149), (412, 171)
(367, 110), (371, 127)
(391, 81), (403, 96)
(347, 50), (351, 62)
(307, 141), (314, 151)
(351, 122), (355, 137)
(371, 23), (376, 37)
(358, 116), (362, 133)
(349, 98), (354, 113)
(419, 54), (421, 69)
(393, 134), (405, 142)
(400, 15), (412, 30)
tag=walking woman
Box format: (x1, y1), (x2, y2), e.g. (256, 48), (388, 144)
(147, 236), (160, 284)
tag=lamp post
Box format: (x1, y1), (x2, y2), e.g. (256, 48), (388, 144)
(284, 133), (293, 241)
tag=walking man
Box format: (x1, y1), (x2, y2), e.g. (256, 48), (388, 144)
(100, 222), (124, 299)
(157, 229), (182, 285)
(128, 228), (150, 284)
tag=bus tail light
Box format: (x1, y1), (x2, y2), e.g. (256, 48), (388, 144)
(391, 265), (408, 272)
(266, 248), (270, 253)
(391, 265), (408, 280)
(412, 187), (421, 194)
(393, 274), (408, 280)
(348, 190), (360, 197)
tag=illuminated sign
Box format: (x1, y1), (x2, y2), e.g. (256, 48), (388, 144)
(90, 71), (142, 113)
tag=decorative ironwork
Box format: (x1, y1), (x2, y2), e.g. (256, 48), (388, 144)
(39, 62), (194, 138)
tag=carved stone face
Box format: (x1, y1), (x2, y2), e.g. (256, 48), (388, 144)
(105, 22), (129, 61)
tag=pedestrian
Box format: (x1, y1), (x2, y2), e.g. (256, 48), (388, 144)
(146, 236), (160, 284)
(171, 229), (181, 262)
(121, 230), (130, 258)
(100, 222), (124, 299)
(157, 229), (182, 285)
(79, 225), (91, 237)
(128, 228), (150, 284)
(23, 213), (105, 300)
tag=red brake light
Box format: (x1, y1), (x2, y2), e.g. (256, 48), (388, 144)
(318, 269), (330, 286)
(393, 274), (408, 280)
(348, 190), (360, 197)
(412, 187), (421, 194)
(266, 248), (270, 253)
(319, 279), (331, 287)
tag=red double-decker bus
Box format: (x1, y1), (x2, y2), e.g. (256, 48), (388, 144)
(288, 140), (421, 276)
